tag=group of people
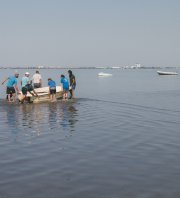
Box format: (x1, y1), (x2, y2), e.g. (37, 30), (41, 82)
(1, 70), (76, 103)
(47, 70), (76, 102)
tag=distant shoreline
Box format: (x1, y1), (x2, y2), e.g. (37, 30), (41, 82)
(0, 66), (179, 70)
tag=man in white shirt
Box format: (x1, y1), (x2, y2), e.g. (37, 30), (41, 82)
(32, 70), (42, 88)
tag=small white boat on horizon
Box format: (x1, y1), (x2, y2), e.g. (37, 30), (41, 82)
(157, 70), (178, 75)
(98, 72), (113, 77)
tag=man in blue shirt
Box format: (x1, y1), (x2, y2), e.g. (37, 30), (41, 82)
(60, 74), (69, 100)
(1, 71), (20, 102)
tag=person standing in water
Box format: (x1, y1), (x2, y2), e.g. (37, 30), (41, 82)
(20, 72), (38, 103)
(60, 74), (69, 100)
(48, 78), (56, 102)
(1, 71), (20, 102)
(68, 70), (76, 99)
(32, 70), (42, 88)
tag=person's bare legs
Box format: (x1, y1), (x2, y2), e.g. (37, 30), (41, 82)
(33, 90), (38, 97)
(20, 95), (26, 103)
(69, 89), (72, 99)
(65, 91), (68, 100)
(71, 89), (75, 99)
(50, 94), (54, 102)
(7, 94), (11, 102)
(62, 91), (66, 101)
(53, 94), (56, 101)
(12, 93), (16, 102)
(49, 94), (52, 101)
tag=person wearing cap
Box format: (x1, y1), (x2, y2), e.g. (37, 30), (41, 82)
(20, 72), (38, 103)
(60, 74), (69, 100)
(48, 78), (56, 102)
(1, 71), (20, 102)
(32, 70), (42, 88)
(68, 70), (76, 99)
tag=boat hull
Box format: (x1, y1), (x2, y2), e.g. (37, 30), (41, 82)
(98, 72), (112, 77)
(18, 86), (63, 103)
(157, 71), (178, 75)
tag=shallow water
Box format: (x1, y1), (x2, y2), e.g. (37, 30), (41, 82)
(0, 68), (180, 198)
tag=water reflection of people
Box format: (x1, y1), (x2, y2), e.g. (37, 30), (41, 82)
(3, 100), (78, 141)
(48, 102), (58, 130)
(48, 101), (78, 132)
(61, 102), (78, 131)
(3, 104), (19, 135)
(67, 104), (77, 130)
(18, 103), (43, 136)
(3, 103), (44, 141)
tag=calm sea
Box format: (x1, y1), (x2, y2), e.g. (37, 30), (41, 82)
(0, 68), (180, 198)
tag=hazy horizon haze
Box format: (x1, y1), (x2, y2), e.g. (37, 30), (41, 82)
(0, 0), (180, 67)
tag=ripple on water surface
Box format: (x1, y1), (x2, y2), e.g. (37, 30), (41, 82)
(0, 98), (180, 198)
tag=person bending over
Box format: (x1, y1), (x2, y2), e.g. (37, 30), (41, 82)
(60, 74), (69, 100)
(48, 78), (56, 102)
(21, 72), (38, 103)
(1, 71), (20, 102)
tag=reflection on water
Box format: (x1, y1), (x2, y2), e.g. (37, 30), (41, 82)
(58, 102), (78, 131)
(47, 101), (78, 134)
(27, 101), (77, 135)
(1, 100), (78, 139)
(1, 76), (180, 198)
(5, 104), (19, 130)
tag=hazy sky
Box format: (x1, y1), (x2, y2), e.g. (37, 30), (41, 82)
(0, 0), (180, 67)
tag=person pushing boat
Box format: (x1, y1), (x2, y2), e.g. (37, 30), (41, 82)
(48, 78), (57, 102)
(20, 72), (38, 103)
(32, 70), (42, 88)
(68, 70), (76, 99)
(60, 74), (69, 100)
(1, 71), (20, 102)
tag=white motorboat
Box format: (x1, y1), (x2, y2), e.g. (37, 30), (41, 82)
(98, 72), (112, 77)
(18, 86), (63, 103)
(157, 71), (178, 75)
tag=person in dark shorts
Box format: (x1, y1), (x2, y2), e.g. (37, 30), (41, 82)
(48, 78), (56, 102)
(21, 72), (38, 103)
(22, 84), (34, 95)
(32, 70), (42, 88)
(60, 74), (69, 100)
(1, 71), (20, 102)
(68, 70), (76, 99)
